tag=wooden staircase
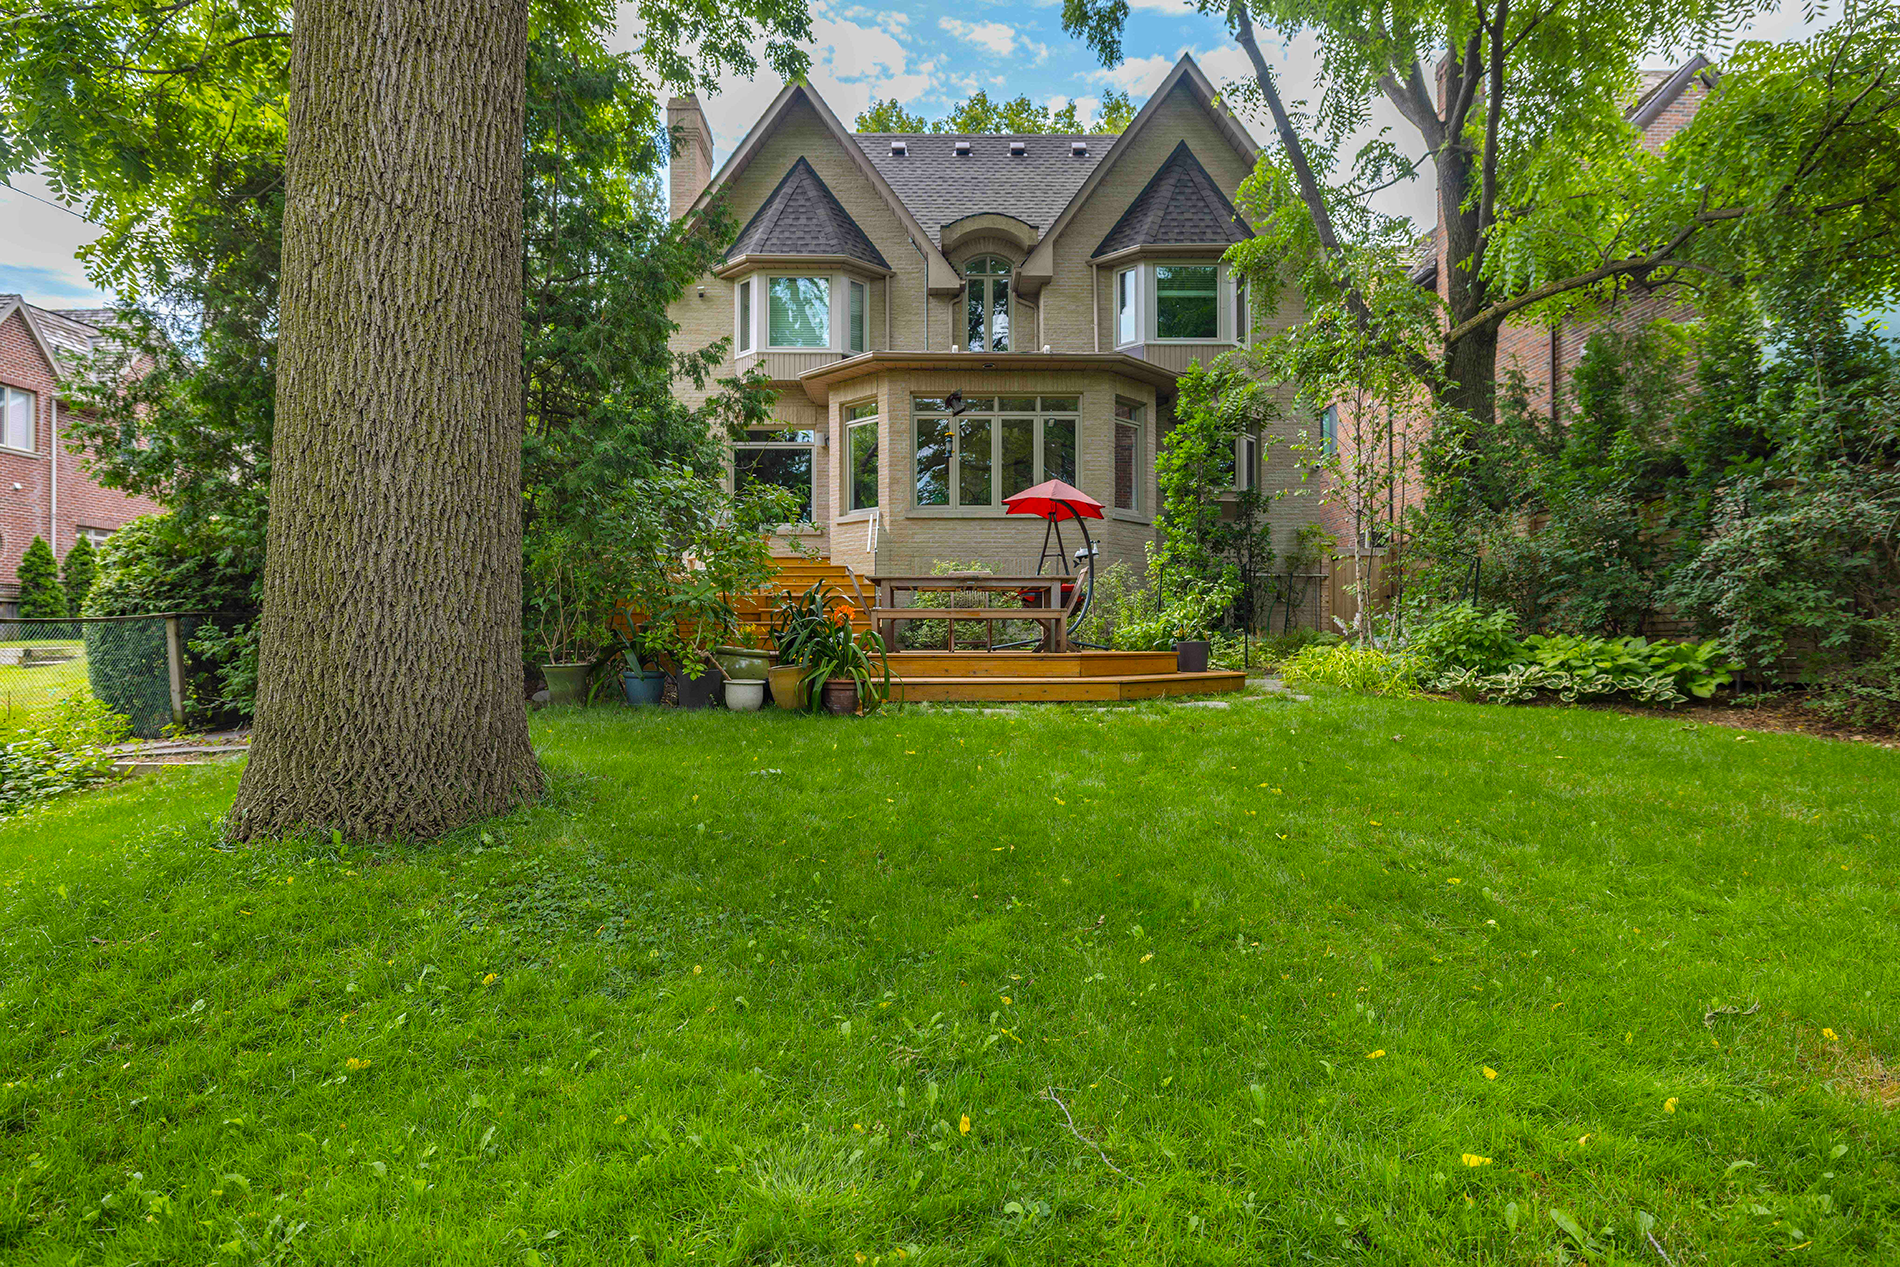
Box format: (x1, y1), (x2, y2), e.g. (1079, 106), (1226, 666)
(736, 557), (876, 636)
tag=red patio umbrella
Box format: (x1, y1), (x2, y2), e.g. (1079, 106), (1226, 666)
(1003, 479), (1104, 647)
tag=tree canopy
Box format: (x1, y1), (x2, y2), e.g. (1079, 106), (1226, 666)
(855, 88), (1136, 133)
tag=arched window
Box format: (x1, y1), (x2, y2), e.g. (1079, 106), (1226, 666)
(964, 255), (1012, 353)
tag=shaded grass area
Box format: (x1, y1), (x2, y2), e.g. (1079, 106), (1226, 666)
(1, 694), (1897, 1263)
(0, 648), (89, 739)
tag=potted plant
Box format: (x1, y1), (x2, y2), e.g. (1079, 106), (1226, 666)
(524, 524), (613, 705)
(768, 581), (839, 710)
(616, 623), (669, 706)
(714, 626), (771, 684)
(800, 605), (890, 715)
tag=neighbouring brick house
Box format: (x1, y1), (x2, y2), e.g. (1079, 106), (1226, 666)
(666, 55), (1320, 596)
(0, 295), (162, 616)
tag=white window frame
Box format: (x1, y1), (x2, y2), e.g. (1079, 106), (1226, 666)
(1, 384), (35, 454)
(1234, 275), (1250, 346)
(843, 398), (878, 514)
(76, 526), (113, 549)
(1113, 399), (1146, 515)
(1231, 433), (1259, 493)
(1151, 261), (1222, 343)
(765, 274), (832, 350)
(735, 278), (753, 354)
(848, 280), (867, 354)
(912, 396), (1079, 512)
(1114, 267), (1138, 347)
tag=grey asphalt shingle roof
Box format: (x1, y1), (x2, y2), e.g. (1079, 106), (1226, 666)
(1092, 141), (1252, 258)
(725, 157), (890, 270)
(852, 133), (1117, 243)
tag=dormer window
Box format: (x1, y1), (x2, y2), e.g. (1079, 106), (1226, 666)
(954, 139), (972, 157)
(1009, 140), (1026, 157)
(890, 140), (907, 157)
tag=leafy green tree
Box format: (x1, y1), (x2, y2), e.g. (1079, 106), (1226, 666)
(61, 537), (98, 615)
(1061, 0), (1900, 437)
(855, 89), (1135, 133)
(16, 537), (65, 618)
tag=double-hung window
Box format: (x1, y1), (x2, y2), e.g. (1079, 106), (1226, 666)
(913, 396), (1079, 508)
(1154, 264), (1218, 340)
(767, 276), (829, 348)
(1, 385), (34, 453)
(844, 400), (878, 511)
(733, 425), (815, 521)
(964, 256), (1011, 352)
(1114, 399), (1144, 513)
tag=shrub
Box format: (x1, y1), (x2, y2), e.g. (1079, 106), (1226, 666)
(16, 536), (65, 617)
(1405, 602), (1524, 674)
(1282, 643), (1420, 695)
(0, 695), (131, 819)
(61, 536), (98, 613)
(1808, 616), (1900, 728)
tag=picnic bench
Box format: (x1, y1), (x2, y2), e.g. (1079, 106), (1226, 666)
(869, 573), (1079, 652)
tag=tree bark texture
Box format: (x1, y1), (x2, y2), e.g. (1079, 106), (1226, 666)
(229, 0), (544, 840)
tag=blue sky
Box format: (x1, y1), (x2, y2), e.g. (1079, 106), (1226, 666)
(3, 0), (1825, 309)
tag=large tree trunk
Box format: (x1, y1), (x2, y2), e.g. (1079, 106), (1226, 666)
(230, 0), (543, 840)
(1436, 143), (1500, 429)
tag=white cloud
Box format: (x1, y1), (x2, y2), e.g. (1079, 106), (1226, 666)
(939, 18), (1022, 57)
(0, 175), (105, 308)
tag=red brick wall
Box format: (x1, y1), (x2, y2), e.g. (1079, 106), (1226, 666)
(0, 308), (165, 603)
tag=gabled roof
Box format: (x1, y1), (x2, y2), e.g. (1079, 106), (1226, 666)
(1020, 56), (1259, 289)
(852, 134), (1115, 244)
(689, 82), (960, 293)
(1092, 141), (1253, 258)
(0, 294), (107, 373)
(725, 157), (890, 270)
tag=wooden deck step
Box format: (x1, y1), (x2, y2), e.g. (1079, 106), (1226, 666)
(886, 651), (1178, 678)
(888, 670), (1246, 703)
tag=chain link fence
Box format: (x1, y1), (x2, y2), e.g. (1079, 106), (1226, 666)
(0, 614), (230, 738)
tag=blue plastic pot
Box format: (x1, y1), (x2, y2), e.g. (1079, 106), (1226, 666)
(621, 669), (666, 706)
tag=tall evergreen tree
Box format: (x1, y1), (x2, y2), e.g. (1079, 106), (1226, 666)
(61, 537), (99, 615)
(17, 537), (66, 618)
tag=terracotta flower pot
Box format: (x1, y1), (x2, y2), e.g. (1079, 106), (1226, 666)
(767, 664), (809, 711)
(821, 678), (859, 716)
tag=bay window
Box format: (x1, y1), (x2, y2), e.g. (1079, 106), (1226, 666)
(767, 276), (829, 348)
(844, 400), (878, 511)
(913, 396), (1080, 509)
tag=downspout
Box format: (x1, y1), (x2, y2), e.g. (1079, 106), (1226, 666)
(1092, 265), (1100, 353)
(48, 396), (57, 547)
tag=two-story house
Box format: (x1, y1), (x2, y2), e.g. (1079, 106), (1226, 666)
(666, 55), (1307, 584)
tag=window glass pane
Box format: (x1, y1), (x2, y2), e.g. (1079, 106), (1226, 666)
(999, 396), (1037, 412)
(1116, 270), (1136, 344)
(849, 281), (865, 353)
(1234, 278), (1248, 343)
(991, 280), (1009, 352)
(768, 276), (829, 347)
(1000, 418), (1035, 497)
(966, 282), (985, 352)
(1115, 422), (1138, 511)
(747, 426), (816, 443)
(850, 423), (879, 510)
(1241, 436), (1258, 490)
(915, 417), (951, 505)
(1114, 399), (1142, 421)
(1321, 404), (1339, 454)
(955, 397), (994, 413)
(1155, 264), (1217, 339)
(958, 417), (992, 506)
(1039, 396), (1078, 412)
(738, 280), (751, 353)
(734, 446), (813, 520)
(1043, 417), (1076, 485)
(844, 400), (878, 422)
(912, 397), (951, 412)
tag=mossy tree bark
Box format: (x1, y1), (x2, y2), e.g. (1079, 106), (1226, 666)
(229, 0), (544, 840)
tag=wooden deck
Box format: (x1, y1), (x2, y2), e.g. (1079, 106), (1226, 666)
(884, 651), (1246, 703)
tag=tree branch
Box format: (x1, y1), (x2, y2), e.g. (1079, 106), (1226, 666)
(1232, 5), (1345, 254)
(1444, 218), (1705, 343)
(1476, 0), (1509, 248)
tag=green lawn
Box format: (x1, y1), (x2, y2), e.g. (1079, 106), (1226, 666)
(1, 693), (1897, 1263)
(0, 644), (89, 738)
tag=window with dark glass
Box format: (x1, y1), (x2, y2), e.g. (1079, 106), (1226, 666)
(733, 424), (814, 520)
(848, 280), (866, 353)
(914, 396), (1077, 507)
(844, 400), (878, 511)
(1320, 403), (1339, 455)
(1155, 264), (1218, 339)
(963, 255), (1011, 352)
(1234, 277), (1249, 344)
(1114, 399), (1143, 512)
(737, 278), (752, 353)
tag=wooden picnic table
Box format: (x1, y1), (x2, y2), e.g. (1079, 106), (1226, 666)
(869, 573), (1073, 652)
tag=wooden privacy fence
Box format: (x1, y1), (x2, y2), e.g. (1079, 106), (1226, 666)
(1326, 550), (1399, 631)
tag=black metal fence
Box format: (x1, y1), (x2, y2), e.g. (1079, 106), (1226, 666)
(0, 613), (231, 738)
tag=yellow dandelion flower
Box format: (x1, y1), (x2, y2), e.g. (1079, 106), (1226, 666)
(1482, 1066), (1498, 1080)
(1461, 1154), (1491, 1167)
(1663, 1097), (1678, 1113)
(1447, 877), (1462, 885)
(615, 1114), (628, 1124)
(693, 964), (703, 975)
(1822, 1027), (1839, 1041)
(959, 1114), (971, 1135)
(345, 1057), (371, 1072)
(1000, 996), (1012, 1005)
(481, 973), (498, 987)
(1366, 1049), (1385, 1059)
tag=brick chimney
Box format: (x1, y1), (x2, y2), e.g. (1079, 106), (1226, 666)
(668, 95), (714, 221)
